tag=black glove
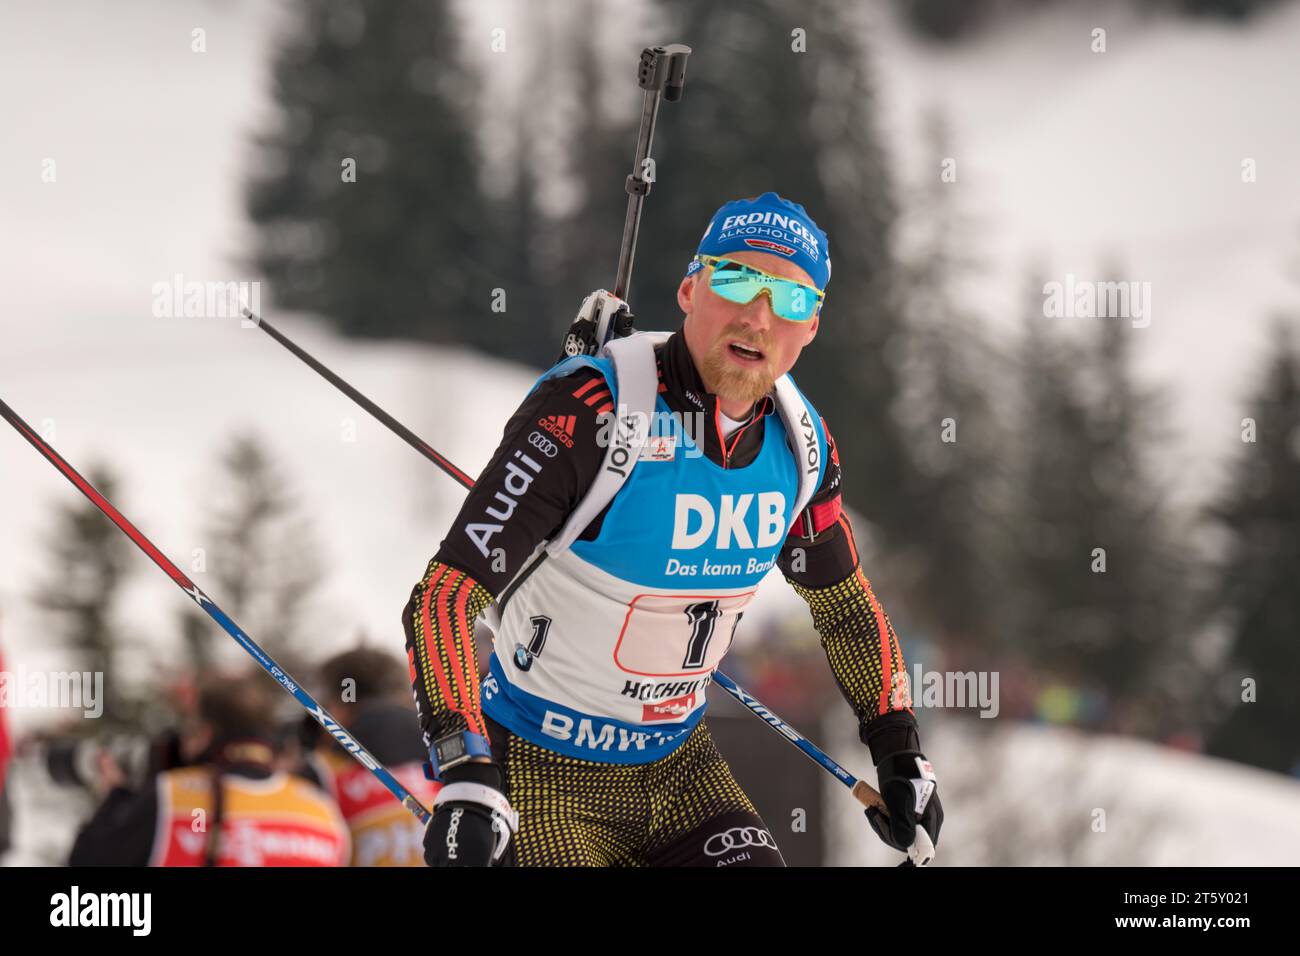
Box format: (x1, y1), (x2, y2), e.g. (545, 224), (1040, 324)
(861, 713), (942, 859)
(423, 761), (518, 867)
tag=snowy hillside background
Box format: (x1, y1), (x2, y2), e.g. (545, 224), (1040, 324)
(2, 0), (1299, 865)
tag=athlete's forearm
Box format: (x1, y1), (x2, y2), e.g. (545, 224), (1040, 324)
(776, 419), (918, 752)
(401, 559), (496, 749)
(786, 563), (916, 751)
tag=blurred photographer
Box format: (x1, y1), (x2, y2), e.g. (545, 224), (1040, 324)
(69, 672), (349, 866)
(298, 646), (439, 866)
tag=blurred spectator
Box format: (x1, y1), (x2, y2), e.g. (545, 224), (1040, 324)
(299, 646), (439, 867)
(68, 672), (349, 866)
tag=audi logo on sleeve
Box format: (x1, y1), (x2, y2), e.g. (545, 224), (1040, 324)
(704, 827), (779, 858)
(527, 431), (559, 458)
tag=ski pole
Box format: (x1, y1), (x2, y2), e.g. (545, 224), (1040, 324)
(0, 397), (434, 826)
(253, 312), (475, 490)
(238, 309), (931, 860)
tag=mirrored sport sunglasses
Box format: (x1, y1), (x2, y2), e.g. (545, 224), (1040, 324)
(693, 254), (825, 322)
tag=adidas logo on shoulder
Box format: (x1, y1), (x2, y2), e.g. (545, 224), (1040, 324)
(537, 414), (576, 448)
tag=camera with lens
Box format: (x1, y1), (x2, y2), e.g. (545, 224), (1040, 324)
(41, 729), (183, 791)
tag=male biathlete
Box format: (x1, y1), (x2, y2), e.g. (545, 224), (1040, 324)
(402, 192), (942, 867)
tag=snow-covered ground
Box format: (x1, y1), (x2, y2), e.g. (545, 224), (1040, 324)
(825, 713), (1300, 866)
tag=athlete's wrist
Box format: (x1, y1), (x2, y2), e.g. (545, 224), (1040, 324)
(439, 758), (503, 791)
(430, 729), (493, 777)
(861, 710), (920, 766)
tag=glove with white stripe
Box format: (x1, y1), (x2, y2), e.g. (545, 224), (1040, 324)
(423, 762), (518, 867)
(861, 712), (942, 863)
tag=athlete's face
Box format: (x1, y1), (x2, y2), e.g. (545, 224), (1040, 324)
(677, 250), (820, 417)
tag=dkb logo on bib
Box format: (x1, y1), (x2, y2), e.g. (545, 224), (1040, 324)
(670, 493), (786, 550)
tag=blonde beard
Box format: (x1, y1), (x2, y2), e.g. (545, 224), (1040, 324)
(700, 342), (777, 406)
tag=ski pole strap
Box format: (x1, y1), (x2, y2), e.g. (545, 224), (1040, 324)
(545, 331), (668, 555)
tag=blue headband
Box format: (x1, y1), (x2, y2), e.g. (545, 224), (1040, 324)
(686, 191), (831, 291)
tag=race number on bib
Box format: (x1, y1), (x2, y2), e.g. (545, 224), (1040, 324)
(612, 592), (752, 676)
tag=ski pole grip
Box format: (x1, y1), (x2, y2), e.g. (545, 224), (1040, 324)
(851, 778), (888, 814)
(854, 778), (936, 866)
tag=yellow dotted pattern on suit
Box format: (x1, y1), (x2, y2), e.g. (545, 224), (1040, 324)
(498, 719), (758, 866)
(786, 566), (911, 723)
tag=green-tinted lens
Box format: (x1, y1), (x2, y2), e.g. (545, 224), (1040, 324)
(707, 260), (819, 322)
